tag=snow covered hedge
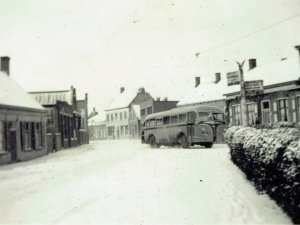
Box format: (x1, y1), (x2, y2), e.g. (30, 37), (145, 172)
(225, 126), (300, 224)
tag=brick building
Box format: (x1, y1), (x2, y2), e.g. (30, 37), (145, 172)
(77, 93), (89, 145)
(0, 57), (48, 165)
(140, 98), (179, 124)
(29, 86), (82, 151)
(224, 55), (300, 126)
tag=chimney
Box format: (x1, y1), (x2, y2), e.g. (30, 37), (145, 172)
(215, 73), (221, 84)
(0, 56), (10, 75)
(93, 107), (96, 113)
(195, 77), (200, 87)
(138, 87), (145, 94)
(163, 97), (168, 101)
(156, 97), (160, 101)
(85, 93), (88, 101)
(248, 59), (257, 70)
(120, 87), (125, 93)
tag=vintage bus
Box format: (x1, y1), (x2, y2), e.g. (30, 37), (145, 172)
(141, 105), (225, 148)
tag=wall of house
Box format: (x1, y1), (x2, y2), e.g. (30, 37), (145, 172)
(105, 108), (130, 139)
(226, 86), (300, 126)
(0, 107), (48, 165)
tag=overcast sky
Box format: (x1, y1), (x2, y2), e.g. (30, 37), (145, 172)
(0, 0), (300, 116)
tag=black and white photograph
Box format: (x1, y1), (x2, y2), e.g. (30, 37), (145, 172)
(0, 0), (300, 224)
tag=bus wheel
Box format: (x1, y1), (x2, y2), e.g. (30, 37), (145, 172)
(149, 136), (157, 148)
(202, 142), (213, 148)
(178, 135), (189, 149)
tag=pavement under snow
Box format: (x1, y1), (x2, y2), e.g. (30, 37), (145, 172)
(0, 140), (292, 225)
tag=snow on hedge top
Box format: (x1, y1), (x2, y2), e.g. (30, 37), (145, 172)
(178, 78), (228, 106)
(0, 72), (45, 110)
(106, 90), (138, 111)
(225, 58), (300, 95)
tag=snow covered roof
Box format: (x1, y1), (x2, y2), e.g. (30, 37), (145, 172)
(29, 89), (73, 106)
(88, 112), (106, 126)
(178, 78), (228, 106)
(132, 104), (141, 119)
(0, 72), (45, 111)
(106, 90), (138, 111)
(225, 58), (300, 95)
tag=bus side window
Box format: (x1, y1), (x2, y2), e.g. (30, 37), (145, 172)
(163, 116), (170, 125)
(150, 119), (156, 127)
(171, 115), (178, 124)
(146, 120), (150, 127)
(156, 118), (163, 126)
(179, 114), (187, 123)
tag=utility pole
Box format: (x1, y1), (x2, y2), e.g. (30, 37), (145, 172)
(236, 60), (248, 126)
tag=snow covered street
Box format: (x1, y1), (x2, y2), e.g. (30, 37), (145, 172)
(0, 140), (292, 225)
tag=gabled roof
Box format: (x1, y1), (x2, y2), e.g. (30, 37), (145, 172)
(105, 90), (138, 111)
(88, 111), (106, 126)
(0, 72), (45, 111)
(178, 78), (228, 106)
(225, 58), (300, 95)
(29, 89), (73, 106)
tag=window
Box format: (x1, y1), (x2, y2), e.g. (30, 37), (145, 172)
(106, 114), (109, 122)
(125, 125), (129, 135)
(213, 113), (225, 122)
(149, 119), (156, 127)
(141, 109), (146, 116)
(198, 112), (212, 122)
(115, 113), (118, 120)
(261, 100), (271, 124)
(111, 114), (114, 121)
(171, 115), (178, 124)
(20, 122), (43, 150)
(120, 112), (123, 120)
(178, 114), (187, 123)
(278, 99), (288, 122)
(297, 97), (300, 123)
(0, 122), (4, 152)
(145, 120), (150, 127)
(147, 106), (153, 115)
(47, 109), (55, 126)
(246, 103), (256, 125)
(156, 118), (163, 126)
(163, 116), (170, 125)
(124, 112), (127, 119)
(107, 126), (114, 136)
(232, 105), (241, 125)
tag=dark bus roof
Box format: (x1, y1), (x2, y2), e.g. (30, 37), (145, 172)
(145, 105), (224, 120)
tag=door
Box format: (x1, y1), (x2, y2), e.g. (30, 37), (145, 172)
(9, 130), (17, 162)
(187, 112), (195, 143)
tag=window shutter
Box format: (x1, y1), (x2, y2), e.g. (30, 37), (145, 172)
(292, 98), (296, 123)
(20, 122), (24, 150)
(273, 102), (278, 123)
(229, 107), (233, 124)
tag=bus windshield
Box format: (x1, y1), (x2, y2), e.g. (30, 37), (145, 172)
(198, 112), (213, 122)
(212, 113), (225, 122)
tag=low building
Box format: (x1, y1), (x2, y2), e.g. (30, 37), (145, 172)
(0, 57), (48, 165)
(140, 98), (179, 125)
(177, 73), (226, 110)
(88, 113), (107, 140)
(29, 87), (82, 151)
(224, 54), (300, 126)
(105, 87), (153, 139)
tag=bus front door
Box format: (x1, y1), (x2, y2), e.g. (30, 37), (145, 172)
(187, 112), (195, 143)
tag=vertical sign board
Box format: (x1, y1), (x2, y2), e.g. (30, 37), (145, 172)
(226, 71), (240, 86)
(244, 80), (264, 96)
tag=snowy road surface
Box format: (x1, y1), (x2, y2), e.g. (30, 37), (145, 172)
(0, 140), (292, 225)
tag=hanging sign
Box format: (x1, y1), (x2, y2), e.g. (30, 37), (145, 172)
(244, 80), (264, 96)
(226, 71), (240, 86)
